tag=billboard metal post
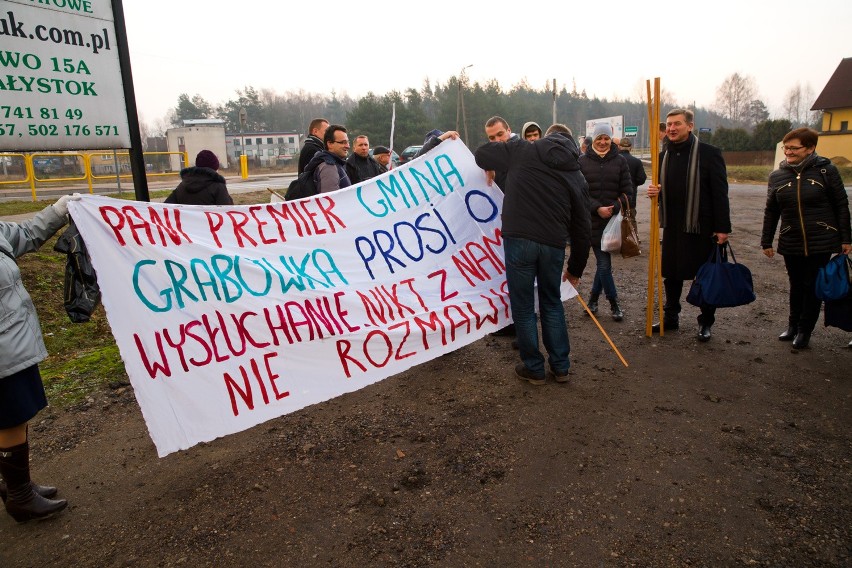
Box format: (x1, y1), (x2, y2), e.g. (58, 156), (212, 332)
(111, 0), (149, 202)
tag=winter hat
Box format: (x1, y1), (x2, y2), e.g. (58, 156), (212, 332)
(195, 150), (220, 170)
(592, 123), (613, 140)
(373, 145), (390, 156)
(618, 137), (632, 148)
(424, 129), (444, 144)
(521, 121), (543, 139)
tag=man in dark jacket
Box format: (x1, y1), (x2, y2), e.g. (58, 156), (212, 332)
(475, 124), (591, 384)
(165, 150), (233, 205)
(648, 109), (731, 342)
(345, 135), (385, 184)
(298, 118), (329, 174)
(482, 117), (521, 337)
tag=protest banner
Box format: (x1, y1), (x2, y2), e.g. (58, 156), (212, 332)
(69, 140), (577, 456)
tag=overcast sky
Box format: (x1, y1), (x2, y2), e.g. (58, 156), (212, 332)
(123, 0), (850, 127)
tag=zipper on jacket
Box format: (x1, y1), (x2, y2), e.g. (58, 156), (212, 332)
(808, 178), (825, 189)
(774, 181), (792, 193)
(795, 173), (808, 256)
(817, 221), (838, 232)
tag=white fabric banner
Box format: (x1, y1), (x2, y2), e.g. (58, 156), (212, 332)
(69, 140), (576, 456)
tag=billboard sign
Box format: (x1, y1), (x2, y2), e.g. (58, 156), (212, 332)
(0, 0), (131, 150)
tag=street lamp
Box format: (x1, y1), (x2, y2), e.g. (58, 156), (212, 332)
(456, 64), (473, 143)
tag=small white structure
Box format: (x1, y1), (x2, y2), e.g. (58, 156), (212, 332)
(226, 131), (301, 167)
(166, 119), (227, 172)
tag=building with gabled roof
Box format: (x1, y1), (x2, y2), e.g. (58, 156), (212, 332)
(811, 57), (852, 163)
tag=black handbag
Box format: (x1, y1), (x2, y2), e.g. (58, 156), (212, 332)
(686, 242), (756, 308)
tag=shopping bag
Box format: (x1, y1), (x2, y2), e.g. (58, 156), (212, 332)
(618, 195), (640, 258)
(814, 254), (851, 301)
(686, 242), (756, 308)
(601, 210), (622, 253)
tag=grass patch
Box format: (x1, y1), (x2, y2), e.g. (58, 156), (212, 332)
(0, 189), (174, 216)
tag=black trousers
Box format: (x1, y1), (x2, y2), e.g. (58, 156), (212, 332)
(783, 253), (831, 332)
(663, 278), (716, 327)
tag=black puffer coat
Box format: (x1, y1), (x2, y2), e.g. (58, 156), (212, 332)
(579, 143), (633, 241)
(475, 132), (592, 278)
(165, 167), (233, 205)
(761, 153), (851, 256)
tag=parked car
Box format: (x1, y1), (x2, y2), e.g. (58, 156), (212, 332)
(399, 145), (422, 165)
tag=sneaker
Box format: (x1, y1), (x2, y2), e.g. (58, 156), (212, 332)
(515, 364), (546, 385)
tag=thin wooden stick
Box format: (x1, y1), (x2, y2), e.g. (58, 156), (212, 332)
(267, 187), (287, 201)
(645, 80), (658, 336)
(645, 78), (664, 337)
(576, 295), (629, 367)
(654, 79), (664, 331)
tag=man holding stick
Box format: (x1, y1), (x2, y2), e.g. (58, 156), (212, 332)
(475, 124), (591, 384)
(647, 109), (731, 342)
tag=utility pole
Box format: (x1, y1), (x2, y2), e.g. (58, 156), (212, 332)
(552, 78), (558, 125)
(456, 64), (473, 143)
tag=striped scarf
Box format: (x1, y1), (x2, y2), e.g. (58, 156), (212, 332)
(659, 135), (701, 233)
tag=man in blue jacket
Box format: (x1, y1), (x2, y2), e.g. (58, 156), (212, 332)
(475, 124), (591, 385)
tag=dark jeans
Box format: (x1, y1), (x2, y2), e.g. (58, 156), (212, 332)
(503, 237), (570, 376)
(783, 253), (831, 332)
(663, 278), (716, 327)
(590, 243), (618, 300)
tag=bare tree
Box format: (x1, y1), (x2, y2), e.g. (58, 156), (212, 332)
(783, 82), (817, 127)
(714, 73), (758, 125)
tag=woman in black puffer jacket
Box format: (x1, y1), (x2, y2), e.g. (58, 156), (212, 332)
(579, 123), (633, 321)
(761, 127), (852, 348)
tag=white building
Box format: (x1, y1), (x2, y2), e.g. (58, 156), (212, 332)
(226, 131), (301, 167)
(165, 119), (227, 171)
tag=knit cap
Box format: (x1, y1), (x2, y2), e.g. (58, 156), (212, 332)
(195, 150), (220, 170)
(592, 123), (613, 140)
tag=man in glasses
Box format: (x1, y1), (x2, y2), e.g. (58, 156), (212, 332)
(312, 124), (353, 194)
(647, 108), (732, 342)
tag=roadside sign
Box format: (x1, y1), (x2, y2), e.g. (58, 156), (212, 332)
(624, 126), (639, 134)
(699, 127), (712, 132)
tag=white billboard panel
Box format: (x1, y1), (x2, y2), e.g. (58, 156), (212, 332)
(585, 115), (624, 139)
(0, 0), (131, 150)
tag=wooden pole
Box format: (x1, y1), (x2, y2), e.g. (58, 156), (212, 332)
(266, 187), (286, 201)
(576, 296), (629, 367)
(654, 79), (664, 329)
(645, 78), (663, 337)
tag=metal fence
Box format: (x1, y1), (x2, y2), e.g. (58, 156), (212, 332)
(0, 151), (188, 200)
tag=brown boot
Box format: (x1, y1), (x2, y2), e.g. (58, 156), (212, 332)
(0, 442), (67, 523)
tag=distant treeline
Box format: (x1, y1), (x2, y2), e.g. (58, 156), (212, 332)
(167, 79), (811, 153)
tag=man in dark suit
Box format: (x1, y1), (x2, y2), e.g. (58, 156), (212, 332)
(647, 109), (731, 342)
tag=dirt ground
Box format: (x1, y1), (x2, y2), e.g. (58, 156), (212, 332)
(2, 185), (850, 567)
